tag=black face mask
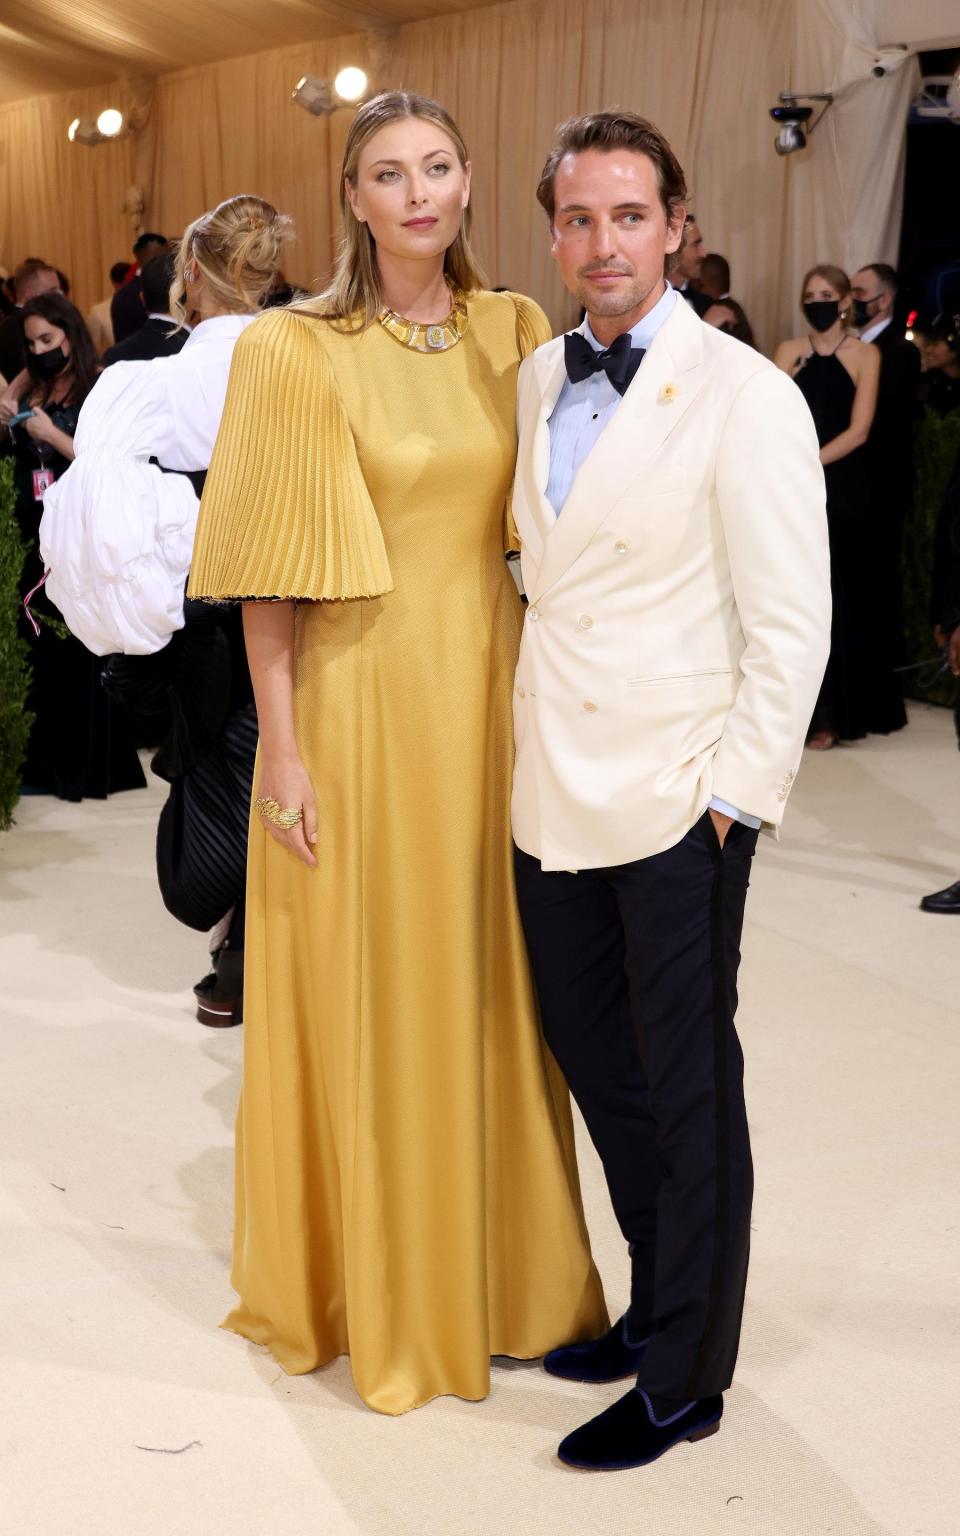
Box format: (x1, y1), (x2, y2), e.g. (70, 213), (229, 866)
(852, 297), (879, 328)
(803, 300), (841, 333)
(29, 346), (68, 380)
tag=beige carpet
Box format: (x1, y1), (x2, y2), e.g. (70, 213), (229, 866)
(1, 703), (957, 1535)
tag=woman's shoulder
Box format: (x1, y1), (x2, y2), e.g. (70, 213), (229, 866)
(232, 302), (348, 370)
(468, 288), (552, 356)
(774, 337), (809, 371)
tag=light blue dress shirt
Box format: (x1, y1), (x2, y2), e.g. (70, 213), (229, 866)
(545, 283), (760, 832)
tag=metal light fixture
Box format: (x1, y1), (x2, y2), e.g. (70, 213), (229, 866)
(292, 74), (335, 115)
(67, 116), (103, 146)
(292, 66), (369, 116)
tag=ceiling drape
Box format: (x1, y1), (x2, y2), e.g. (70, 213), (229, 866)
(0, 0), (955, 352)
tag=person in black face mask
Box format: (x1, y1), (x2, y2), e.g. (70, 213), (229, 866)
(0, 291), (145, 801)
(775, 264), (881, 748)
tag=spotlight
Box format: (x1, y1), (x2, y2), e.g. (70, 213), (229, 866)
(292, 74), (335, 116)
(334, 67), (368, 104)
(97, 108), (124, 138)
(67, 116), (102, 146)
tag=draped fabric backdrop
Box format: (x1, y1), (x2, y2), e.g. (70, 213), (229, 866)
(0, 0), (954, 354)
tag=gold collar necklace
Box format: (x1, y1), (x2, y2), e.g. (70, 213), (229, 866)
(378, 285), (468, 353)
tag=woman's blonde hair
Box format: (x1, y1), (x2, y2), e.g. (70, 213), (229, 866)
(311, 91), (486, 328)
(170, 194), (293, 327)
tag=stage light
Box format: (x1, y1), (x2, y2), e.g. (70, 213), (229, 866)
(334, 67), (368, 104)
(97, 108), (124, 138)
(292, 74), (335, 116)
(67, 116), (103, 146)
(769, 93), (833, 157)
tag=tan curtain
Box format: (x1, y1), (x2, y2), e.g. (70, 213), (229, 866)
(1, 0), (951, 350)
(0, 84), (135, 322)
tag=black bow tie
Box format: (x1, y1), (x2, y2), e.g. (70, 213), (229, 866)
(564, 330), (646, 396)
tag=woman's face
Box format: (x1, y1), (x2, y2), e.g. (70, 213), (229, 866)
(704, 302), (737, 333)
(346, 117), (471, 267)
(802, 275), (849, 321)
(24, 315), (70, 359)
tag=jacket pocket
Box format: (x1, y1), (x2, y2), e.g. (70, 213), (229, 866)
(624, 667), (735, 688)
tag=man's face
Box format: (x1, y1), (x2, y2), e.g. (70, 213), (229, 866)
(675, 219), (705, 284)
(851, 269), (890, 322)
(550, 149), (684, 320)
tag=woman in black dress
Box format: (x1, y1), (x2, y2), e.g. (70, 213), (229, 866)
(775, 265), (881, 748)
(0, 292), (144, 800)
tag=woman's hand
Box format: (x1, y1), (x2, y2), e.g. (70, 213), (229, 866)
(0, 390), (19, 426)
(255, 751), (319, 868)
(24, 406), (55, 443)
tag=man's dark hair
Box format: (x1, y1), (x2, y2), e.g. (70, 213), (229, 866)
(110, 260), (130, 285)
(700, 253), (730, 294)
(860, 261), (898, 295)
(18, 291), (99, 407)
(12, 260), (60, 302)
(133, 231), (167, 256)
(140, 249), (177, 314)
(536, 110), (688, 229)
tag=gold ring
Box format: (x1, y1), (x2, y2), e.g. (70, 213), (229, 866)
(256, 795), (303, 830)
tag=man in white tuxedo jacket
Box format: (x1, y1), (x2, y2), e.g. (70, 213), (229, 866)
(510, 111), (831, 1472)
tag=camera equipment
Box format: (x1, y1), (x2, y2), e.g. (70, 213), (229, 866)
(769, 92), (833, 156)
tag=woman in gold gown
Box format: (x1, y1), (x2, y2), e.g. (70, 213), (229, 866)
(188, 91), (607, 1414)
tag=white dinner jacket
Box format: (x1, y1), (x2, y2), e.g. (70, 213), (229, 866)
(511, 293), (831, 872)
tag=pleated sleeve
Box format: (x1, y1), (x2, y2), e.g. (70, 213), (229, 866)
(504, 292), (552, 555)
(188, 308), (394, 602)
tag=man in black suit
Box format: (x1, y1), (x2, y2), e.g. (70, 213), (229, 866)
(103, 251), (187, 366)
(669, 214), (712, 317)
(110, 232), (168, 345)
(852, 262), (922, 732)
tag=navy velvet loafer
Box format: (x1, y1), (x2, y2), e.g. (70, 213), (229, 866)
(557, 1387), (723, 1471)
(543, 1315), (649, 1383)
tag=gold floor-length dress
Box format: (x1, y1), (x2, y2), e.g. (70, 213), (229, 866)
(188, 290), (608, 1414)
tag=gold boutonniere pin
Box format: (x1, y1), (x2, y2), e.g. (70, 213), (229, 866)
(658, 383), (678, 404)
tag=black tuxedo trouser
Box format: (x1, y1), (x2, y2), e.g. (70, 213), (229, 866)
(513, 811), (757, 1400)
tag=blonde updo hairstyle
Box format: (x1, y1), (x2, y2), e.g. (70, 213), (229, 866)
(312, 91), (486, 328)
(170, 194), (293, 327)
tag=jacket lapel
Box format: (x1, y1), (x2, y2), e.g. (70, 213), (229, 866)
(528, 296), (705, 603)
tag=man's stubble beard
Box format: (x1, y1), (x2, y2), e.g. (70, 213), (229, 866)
(576, 272), (660, 319)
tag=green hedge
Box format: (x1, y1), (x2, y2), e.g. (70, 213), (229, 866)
(0, 456), (33, 829)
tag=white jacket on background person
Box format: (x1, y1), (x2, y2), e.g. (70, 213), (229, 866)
(39, 313), (257, 655)
(511, 293), (832, 872)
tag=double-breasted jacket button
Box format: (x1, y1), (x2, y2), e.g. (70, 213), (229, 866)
(578, 614), (594, 630)
(527, 605), (540, 622)
(582, 700), (599, 713)
(614, 540), (629, 556)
